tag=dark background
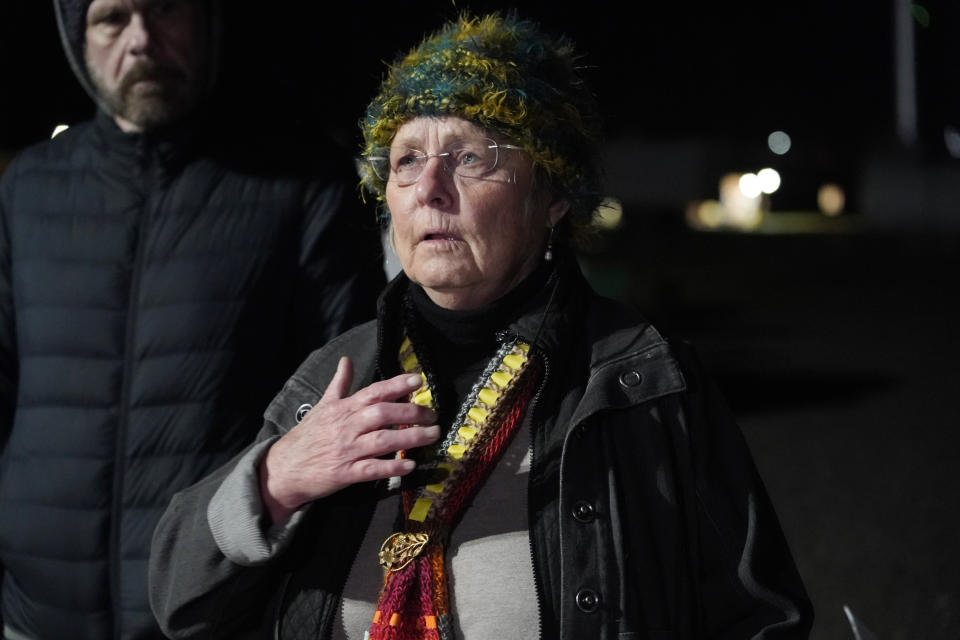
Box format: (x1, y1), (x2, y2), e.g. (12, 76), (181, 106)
(2, 2), (959, 638)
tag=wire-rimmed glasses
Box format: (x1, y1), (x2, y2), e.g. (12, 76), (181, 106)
(365, 138), (524, 186)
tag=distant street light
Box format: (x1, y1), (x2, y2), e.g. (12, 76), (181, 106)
(767, 131), (791, 155)
(757, 168), (782, 194)
(738, 173), (762, 199)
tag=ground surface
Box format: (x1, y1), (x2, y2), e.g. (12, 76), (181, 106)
(581, 223), (960, 640)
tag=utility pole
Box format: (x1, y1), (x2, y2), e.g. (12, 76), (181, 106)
(894, 0), (918, 149)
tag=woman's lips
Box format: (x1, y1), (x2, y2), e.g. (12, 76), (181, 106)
(421, 232), (461, 241)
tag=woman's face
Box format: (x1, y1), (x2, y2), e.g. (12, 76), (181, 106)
(386, 116), (566, 310)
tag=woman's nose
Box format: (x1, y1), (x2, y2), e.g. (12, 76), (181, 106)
(415, 156), (454, 208)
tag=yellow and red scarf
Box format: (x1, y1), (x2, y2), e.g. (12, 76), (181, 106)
(367, 333), (541, 640)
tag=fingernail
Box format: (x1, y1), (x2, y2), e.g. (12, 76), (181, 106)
(406, 374), (423, 386)
(400, 459), (416, 472)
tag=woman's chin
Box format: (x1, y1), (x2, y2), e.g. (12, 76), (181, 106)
(408, 271), (475, 294)
(406, 267), (488, 309)
(405, 252), (475, 286)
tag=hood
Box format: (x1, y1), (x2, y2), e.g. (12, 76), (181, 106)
(53, 0), (222, 121)
(54, 0), (98, 106)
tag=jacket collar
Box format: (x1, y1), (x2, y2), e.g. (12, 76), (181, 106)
(373, 252), (580, 365)
(373, 252), (686, 420)
(91, 109), (201, 182)
(568, 294), (687, 430)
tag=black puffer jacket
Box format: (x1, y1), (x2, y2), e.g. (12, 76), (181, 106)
(0, 77), (385, 640)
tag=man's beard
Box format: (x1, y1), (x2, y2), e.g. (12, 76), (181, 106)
(89, 59), (202, 131)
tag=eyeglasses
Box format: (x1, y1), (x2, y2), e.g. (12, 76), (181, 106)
(366, 138), (524, 186)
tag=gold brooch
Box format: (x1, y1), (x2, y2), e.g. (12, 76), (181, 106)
(378, 532), (429, 572)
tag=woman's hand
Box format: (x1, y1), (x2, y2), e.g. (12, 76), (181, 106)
(259, 356), (439, 526)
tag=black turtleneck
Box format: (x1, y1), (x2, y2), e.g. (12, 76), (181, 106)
(407, 261), (553, 429)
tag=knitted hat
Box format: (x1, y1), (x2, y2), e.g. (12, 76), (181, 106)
(360, 13), (603, 238)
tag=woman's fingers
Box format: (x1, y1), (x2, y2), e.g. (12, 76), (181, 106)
(316, 357), (423, 409)
(349, 457), (418, 483)
(262, 420), (439, 524)
(259, 364), (441, 524)
(304, 370), (434, 438)
(335, 424), (441, 485)
(351, 401), (437, 436)
(353, 424), (441, 461)
(350, 371), (426, 406)
(321, 356), (354, 401)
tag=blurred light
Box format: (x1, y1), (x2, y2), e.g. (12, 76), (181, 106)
(595, 197), (623, 230)
(688, 173), (773, 232)
(738, 173), (762, 199)
(912, 4), (931, 28)
(720, 173), (763, 230)
(767, 131), (791, 155)
(944, 126), (960, 159)
(817, 183), (845, 216)
(51, 124), (70, 138)
(756, 168), (781, 194)
(686, 200), (724, 229)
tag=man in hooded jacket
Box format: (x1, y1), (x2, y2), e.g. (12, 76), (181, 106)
(0, 1), (386, 638)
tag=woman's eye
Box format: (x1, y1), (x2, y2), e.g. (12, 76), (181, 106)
(395, 153), (419, 169)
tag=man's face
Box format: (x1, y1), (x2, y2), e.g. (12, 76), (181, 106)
(85, 0), (206, 132)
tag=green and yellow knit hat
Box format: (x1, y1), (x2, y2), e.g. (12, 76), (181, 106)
(360, 13), (603, 235)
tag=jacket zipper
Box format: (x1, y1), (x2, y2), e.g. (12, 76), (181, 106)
(110, 141), (153, 638)
(526, 351), (550, 640)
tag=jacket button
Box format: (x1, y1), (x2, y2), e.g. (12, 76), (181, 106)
(572, 501), (595, 523)
(575, 588), (600, 613)
(618, 370), (642, 387)
(295, 403), (312, 422)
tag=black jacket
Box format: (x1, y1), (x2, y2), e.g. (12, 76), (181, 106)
(149, 264), (812, 639)
(0, 108), (385, 639)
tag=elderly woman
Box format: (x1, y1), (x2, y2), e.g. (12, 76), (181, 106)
(149, 14), (812, 640)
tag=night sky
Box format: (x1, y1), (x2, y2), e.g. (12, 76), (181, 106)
(1, 1), (959, 215)
(5, 2), (955, 156)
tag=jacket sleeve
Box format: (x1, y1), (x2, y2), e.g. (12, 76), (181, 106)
(672, 348), (814, 638)
(148, 438), (280, 639)
(290, 153), (385, 362)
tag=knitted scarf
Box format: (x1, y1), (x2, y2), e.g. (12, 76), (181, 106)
(367, 331), (541, 640)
